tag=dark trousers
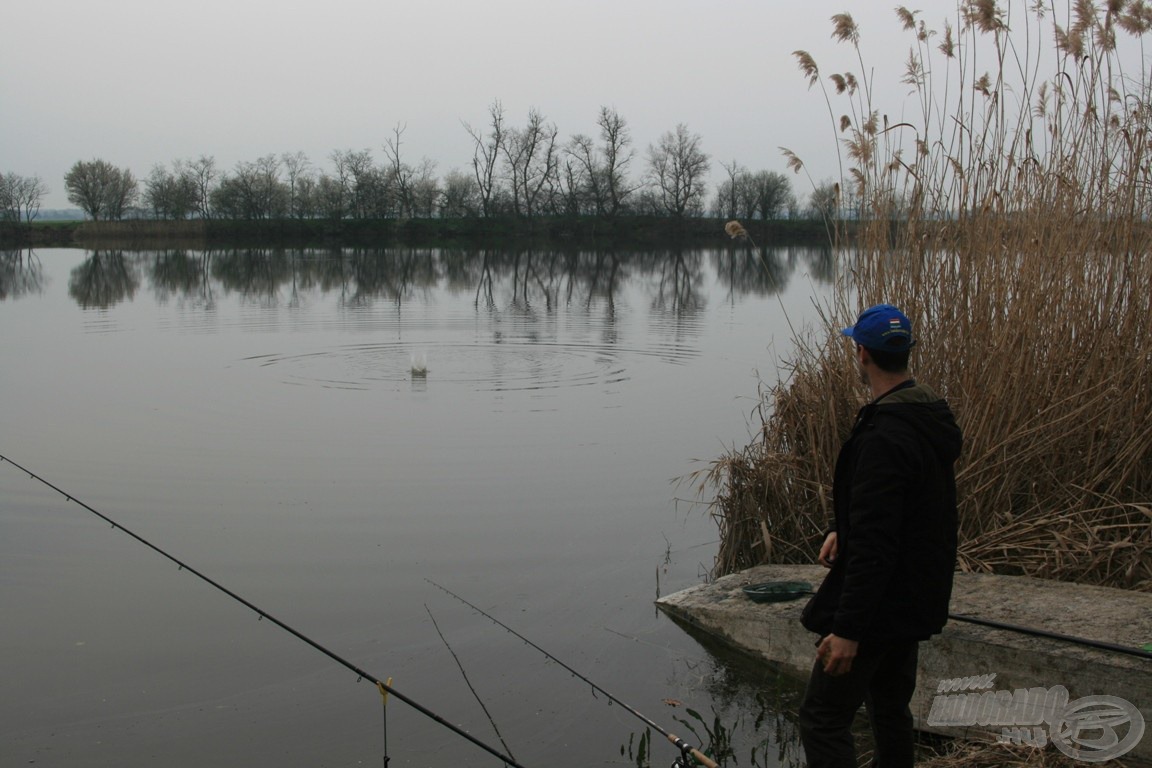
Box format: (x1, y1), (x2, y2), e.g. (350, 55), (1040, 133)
(798, 638), (919, 768)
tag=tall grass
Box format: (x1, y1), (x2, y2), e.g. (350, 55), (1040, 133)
(698, 0), (1152, 590)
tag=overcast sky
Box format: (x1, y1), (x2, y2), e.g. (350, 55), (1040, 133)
(0, 0), (1032, 210)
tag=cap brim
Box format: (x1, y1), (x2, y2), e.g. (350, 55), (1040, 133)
(840, 327), (855, 338)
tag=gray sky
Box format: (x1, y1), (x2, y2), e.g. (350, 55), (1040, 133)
(3, 1), (999, 210)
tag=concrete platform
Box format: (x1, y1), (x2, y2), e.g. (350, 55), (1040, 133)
(656, 565), (1152, 765)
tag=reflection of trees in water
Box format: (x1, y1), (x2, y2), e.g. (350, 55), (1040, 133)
(343, 247), (439, 307)
(211, 248), (294, 305)
(716, 248), (789, 296)
(53, 246), (831, 312)
(0, 249), (45, 300)
(469, 249), (498, 311)
(713, 245), (836, 297)
(308, 247), (358, 300)
(509, 249), (571, 312)
(148, 250), (215, 310)
(469, 248), (628, 321)
(802, 245), (836, 284)
(645, 249), (706, 316)
(584, 250), (625, 346)
(69, 250), (139, 308)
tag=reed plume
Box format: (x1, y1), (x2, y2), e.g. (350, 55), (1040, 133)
(723, 220), (748, 240)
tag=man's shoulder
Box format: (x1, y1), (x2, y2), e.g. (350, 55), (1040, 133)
(878, 381), (942, 405)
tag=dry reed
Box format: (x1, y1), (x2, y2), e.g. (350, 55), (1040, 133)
(916, 738), (1135, 767)
(696, 1), (1152, 591)
(76, 219), (210, 247)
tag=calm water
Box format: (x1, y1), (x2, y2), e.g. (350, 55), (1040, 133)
(1, 245), (834, 768)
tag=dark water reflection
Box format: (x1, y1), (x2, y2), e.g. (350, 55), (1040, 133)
(0, 248), (46, 300)
(17, 244), (834, 310)
(1, 246), (832, 768)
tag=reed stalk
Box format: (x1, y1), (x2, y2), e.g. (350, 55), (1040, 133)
(697, 0), (1152, 591)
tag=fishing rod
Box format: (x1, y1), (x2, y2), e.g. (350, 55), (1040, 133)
(744, 581), (1152, 660)
(945, 613), (1152, 660)
(0, 453), (528, 768)
(427, 580), (721, 768)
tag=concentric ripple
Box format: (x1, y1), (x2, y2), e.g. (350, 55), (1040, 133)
(243, 339), (698, 393)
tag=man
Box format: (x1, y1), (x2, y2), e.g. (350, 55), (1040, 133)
(798, 303), (962, 768)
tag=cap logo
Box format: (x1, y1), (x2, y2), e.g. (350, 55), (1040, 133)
(842, 304), (915, 350)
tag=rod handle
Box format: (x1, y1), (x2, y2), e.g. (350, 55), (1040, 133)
(667, 733), (719, 768)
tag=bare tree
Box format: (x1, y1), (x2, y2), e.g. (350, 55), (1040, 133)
(254, 154), (286, 218)
(315, 174), (347, 220)
(293, 175), (319, 219)
(64, 159), (138, 221)
(209, 171), (245, 220)
(104, 168), (138, 220)
(565, 134), (599, 214)
(19, 175), (48, 222)
(745, 170), (793, 220)
(411, 158), (440, 217)
(328, 149), (354, 216)
(0, 173), (48, 223)
(713, 160), (746, 218)
(0, 173), (15, 222)
(713, 166), (794, 220)
(383, 123), (416, 217)
(331, 148), (389, 219)
(185, 155), (218, 219)
(440, 169), (480, 217)
(210, 156), (287, 220)
(501, 108), (559, 217)
(646, 124), (710, 218)
(144, 163), (198, 220)
(806, 179), (842, 221)
(383, 125), (441, 218)
(596, 107), (635, 217)
(281, 151), (314, 219)
(462, 100), (506, 217)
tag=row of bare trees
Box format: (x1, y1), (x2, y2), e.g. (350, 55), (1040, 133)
(57, 104), (812, 223)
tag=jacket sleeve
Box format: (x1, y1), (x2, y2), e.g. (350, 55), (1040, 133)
(831, 426), (914, 640)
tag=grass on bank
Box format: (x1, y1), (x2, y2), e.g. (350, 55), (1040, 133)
(695, 0), (1152, 592)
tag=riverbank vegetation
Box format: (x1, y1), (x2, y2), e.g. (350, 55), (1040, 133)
(696, 0), (1152, 592)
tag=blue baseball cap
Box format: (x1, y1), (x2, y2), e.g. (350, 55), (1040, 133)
(841, 304), (916, 351)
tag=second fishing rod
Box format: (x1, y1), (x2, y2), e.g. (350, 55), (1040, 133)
(428, 579), (720, 768)
(0, 453), (527, 768)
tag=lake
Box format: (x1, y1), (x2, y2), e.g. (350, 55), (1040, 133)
(0, 245), (834, 767)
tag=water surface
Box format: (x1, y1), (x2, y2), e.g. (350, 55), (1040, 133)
(0, 246), (833, 767)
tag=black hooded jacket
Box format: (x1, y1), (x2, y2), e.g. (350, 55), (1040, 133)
(801, 380), (963, 643)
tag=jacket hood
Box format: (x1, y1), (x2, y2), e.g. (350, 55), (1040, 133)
(872, 382), (963, 465)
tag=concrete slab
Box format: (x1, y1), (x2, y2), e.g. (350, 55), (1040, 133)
(656, 565), (1152, 765)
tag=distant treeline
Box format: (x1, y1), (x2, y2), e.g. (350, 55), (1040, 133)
(4, 104), (848, 245)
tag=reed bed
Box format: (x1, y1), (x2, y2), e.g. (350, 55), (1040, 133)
(75, 219), (210, 247)
(697, 1), (1152, 591)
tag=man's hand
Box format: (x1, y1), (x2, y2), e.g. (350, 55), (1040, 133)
(818, 532), (838, 568)
(816, 633), (858, 676)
